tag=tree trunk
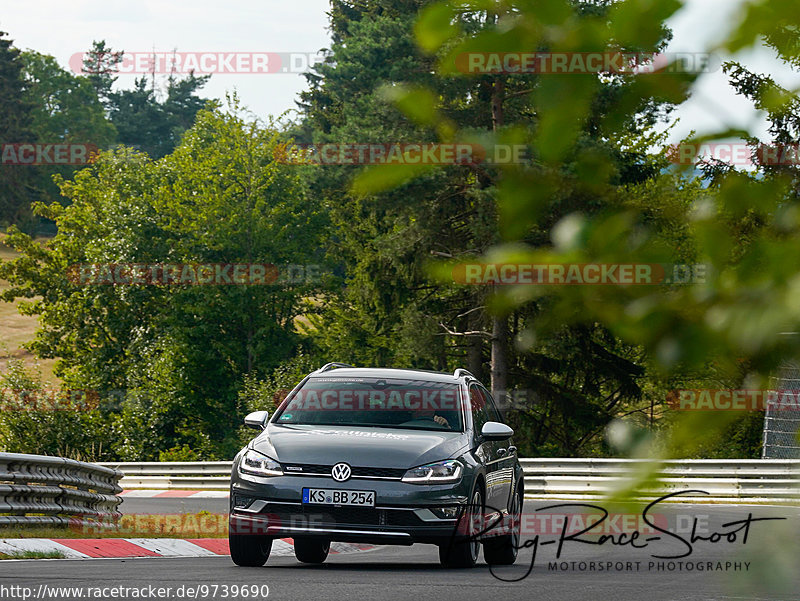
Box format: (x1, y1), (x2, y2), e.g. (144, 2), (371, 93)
(467, 335), (483, 379)
(491, 77), (505, 131)
(491, 314), (508, 403)
(489, 75), (509, 403)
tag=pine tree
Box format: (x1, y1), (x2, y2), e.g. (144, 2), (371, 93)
(297, 0), (679, 454)
(0, 30), (36, 225)
(81, 40), (123, 108)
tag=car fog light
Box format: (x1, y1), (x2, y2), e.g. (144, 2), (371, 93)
(430, 506), (462, 519)
(233, 494), (255, 509)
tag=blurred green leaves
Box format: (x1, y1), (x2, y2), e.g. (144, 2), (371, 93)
(414, 3), (459, 54)
(355, 0), (800, 490)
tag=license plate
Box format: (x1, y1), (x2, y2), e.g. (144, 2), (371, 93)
(302, 488), (375, 506)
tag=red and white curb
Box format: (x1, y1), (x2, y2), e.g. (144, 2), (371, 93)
(119, 490), (229, 498)
(0, 538), (375, 559)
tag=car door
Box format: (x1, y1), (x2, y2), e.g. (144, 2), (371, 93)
(479, 386), (516, 513)
(469, 384), (503, 514)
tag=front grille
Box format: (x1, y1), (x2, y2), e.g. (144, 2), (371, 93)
(261, 504), (424, 528)
(352, 466), (405, 478)
(282, 463), (330, 475)
(281, 463), (405, 479)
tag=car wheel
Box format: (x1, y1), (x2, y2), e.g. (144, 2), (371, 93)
(439, 486), (483, 568)
(229, 532), (272, 567)
(294, 538), (331, 564)
(483, 485), (523, 566)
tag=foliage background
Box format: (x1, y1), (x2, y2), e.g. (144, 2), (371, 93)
(0, 0), (798, 466)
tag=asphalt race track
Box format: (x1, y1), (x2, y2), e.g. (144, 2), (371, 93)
(1, 498), (798, 601)
(119, 496), (229, 516)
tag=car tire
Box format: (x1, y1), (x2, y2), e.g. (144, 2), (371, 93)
(483, 485), (523, 566)
(294, 538), (330, 564)
(229, 532), (272, 567)
(438, 486), (483, 568)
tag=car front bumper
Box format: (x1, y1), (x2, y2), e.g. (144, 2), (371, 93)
(229, 472), (472, 545)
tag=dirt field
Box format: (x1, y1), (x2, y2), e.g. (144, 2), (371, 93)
(0, 233), (59, 384)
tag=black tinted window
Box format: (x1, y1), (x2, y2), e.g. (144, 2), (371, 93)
(479, 386), (502, 422)
(273, 377), (464, 431)
(469, 384), (490, 435)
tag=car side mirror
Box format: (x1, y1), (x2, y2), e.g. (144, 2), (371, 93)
(481, 421), (514, 441)
(244, 410), (269, 430)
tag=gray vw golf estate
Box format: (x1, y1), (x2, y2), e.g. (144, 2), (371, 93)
(229, 363), (523, 568)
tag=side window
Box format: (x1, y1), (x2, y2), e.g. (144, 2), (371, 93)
(479, 386), (502, 423)
(469, 384), (490, 436)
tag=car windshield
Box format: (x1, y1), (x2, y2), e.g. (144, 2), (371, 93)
(273, 377), (464, 431)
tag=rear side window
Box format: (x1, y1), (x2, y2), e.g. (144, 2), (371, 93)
(469, 384), (491, 436)
(479, 386), (502, 422)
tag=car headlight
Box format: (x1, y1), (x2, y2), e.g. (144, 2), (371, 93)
(239, 449), (283, 477)
(402, 460), (463, 484)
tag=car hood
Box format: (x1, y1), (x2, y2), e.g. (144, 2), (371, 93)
(251, 423), (468, 469)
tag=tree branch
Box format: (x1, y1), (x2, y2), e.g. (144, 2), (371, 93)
(438, 322), (493, 339)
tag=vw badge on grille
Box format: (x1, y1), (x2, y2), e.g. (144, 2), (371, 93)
(331, 462), (352, 482)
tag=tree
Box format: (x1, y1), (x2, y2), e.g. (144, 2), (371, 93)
(0, 358), (115, 461)
(81, 40), (213, 159)
(296, 0), (680, 455)
(362, 0), (800, 472)
(0, 31), (36, 226)
(0, 101), (324, 459)
(20, 51), (116, 213)
(22, 51), (115, 147)
(108, 72), (213, 159)
(81, 40), (123, 108)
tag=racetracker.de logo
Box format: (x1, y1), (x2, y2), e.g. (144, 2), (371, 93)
(281, 388), (464, 412)
(668, 389), (800, 411)
(73, 513), (229, 536)
(456, 52), (717, 74)
(463, 511), (669, 537)
(67, 263), (323, 285)
(452, 263), (707, 285)
(668, 143), (800, 166)
(0, 388), (100, 412)
(68, 52), (325, 75)
(1, 144), (99, 165)
(275, 143), (528, 165)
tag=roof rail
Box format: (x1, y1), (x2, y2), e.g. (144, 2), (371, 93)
(453, 368), (475, 380)
(316, 362), (355, 373)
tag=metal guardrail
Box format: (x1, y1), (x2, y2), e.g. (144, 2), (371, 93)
(100, 458), (800, 504)
(99, 461), (233, 490)
(0, 453), (123, 526)
(520, 458), (800, 503)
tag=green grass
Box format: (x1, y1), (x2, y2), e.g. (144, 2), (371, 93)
(0, 550), (66, 560)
